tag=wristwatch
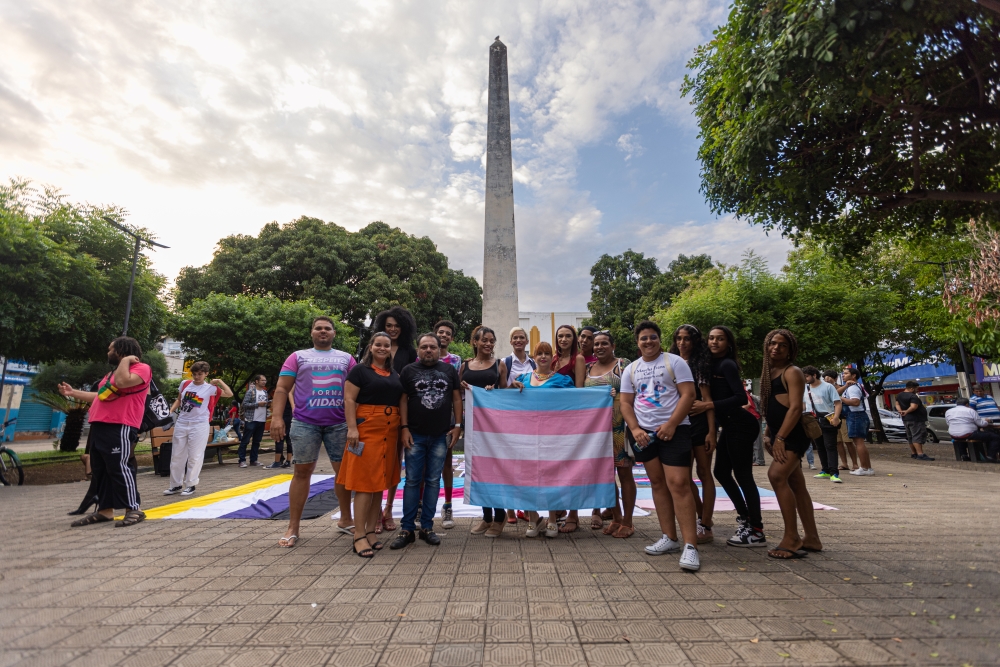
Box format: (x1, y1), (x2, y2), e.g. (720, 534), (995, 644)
(454, 423), (463, 429)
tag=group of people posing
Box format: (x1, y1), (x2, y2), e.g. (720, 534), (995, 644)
(60, 306), (879, 573)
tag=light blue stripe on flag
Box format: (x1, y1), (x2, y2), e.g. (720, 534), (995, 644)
(470, 482), (616, 512)
(469, 386), (611, 412)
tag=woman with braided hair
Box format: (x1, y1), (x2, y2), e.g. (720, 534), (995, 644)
(760, 329), (822, 558)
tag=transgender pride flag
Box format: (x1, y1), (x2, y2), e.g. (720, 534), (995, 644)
(465, 386), (616, 511)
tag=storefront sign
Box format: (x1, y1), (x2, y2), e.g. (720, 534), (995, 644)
(974, 357), (1000, 383)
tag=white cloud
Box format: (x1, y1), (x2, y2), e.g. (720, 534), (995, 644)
(616, 132), (644, 161)
(0, 0), (790, 313)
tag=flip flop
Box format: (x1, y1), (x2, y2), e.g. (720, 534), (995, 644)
(768, 547), (808, 559)
(559, 519), (578, 533)
(278, 535), (298, 548)
(336, 525), (355, 535)
(613, 524), (635, 539)
(590, 514), (604, 530)
(602, 521), (621, 536)
(801, 546), (823, 553)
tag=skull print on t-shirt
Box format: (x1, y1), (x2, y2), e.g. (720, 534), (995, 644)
(399, 361), (461, 437)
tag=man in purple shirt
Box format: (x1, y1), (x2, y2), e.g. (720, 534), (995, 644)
(271, 316), (356, 547)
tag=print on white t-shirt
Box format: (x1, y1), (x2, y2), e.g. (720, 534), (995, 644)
(620, 353), (694, 429)
(176, 381), (219, 424)
(253, 389), (269, 422)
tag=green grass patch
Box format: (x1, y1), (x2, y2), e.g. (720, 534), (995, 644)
(13, 443), (153, 467)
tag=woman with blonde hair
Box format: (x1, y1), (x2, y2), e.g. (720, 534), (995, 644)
(341, 332), (403, 558)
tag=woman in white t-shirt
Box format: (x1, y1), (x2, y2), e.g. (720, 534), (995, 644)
(619, 321), (701, 572)
(166, 361), (233, 496)
(841, 367), (874, 475)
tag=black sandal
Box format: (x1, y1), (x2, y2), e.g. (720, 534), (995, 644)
(354, 536), (374, 558)
(70, 512), (112, 527)
(115, 510), (146, 527)
(366, 532), (384, 551)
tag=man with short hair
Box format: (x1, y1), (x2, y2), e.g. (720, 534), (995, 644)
(620, 320), (701, 571)
(59, 336), (151, 527)
(238, 374), (269, 467)
(579, 326), (599, 364)
(970, 385), (1000, 421)
(841, 367), (875, 475)
(895, 380), (935, 461)
(946, 398), (1000, 462)
(434, 319), (461, 528)
(272, 316), (357, 547)
(391, 333), (462, 549)
(801, 366), (843, 483)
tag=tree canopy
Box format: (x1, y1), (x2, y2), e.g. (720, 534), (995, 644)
(0, 179), (168, 364)
(175, 217), (482, 338)
(170, 293), (359, 392)
(586, 251), (714, 358)
(683, 0), (1000, 248)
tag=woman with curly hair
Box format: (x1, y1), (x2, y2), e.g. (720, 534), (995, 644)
(759, 329), (821, 558)
(670, 325), (717, 543)
(371, 306), (417, 531)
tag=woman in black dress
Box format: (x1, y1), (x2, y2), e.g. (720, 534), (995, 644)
(460, 326), (508, 538)
(760, 329), (821, 558)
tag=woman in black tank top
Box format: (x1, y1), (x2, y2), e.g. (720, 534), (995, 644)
(460, 327), (508, 537)
(760, 329), (822, 559)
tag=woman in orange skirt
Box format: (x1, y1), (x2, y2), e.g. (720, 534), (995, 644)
(342, 332), (403, 558)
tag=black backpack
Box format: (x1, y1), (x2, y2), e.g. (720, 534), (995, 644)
(139, 379), (173, 433)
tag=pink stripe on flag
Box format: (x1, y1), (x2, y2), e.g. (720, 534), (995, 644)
(471, 456), (614, 487)
(473, 406), (610, 436)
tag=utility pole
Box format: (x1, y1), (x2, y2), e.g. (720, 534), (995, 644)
(102, 217), (169, 336)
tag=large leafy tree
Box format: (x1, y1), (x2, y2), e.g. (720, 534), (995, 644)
(683, 0), (1000, 248)
(175, 217), (482, 338)
(0, 179), (168, 364)
(171, 294), (358, 393)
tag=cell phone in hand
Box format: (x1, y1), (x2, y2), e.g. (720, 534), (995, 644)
(348, 440), (365, 457)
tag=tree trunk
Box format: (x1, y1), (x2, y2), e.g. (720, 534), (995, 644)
(856, 360), (885, 444)
(59, 408), (88, 452)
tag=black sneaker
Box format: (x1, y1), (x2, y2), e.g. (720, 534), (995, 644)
(910, 453), (918, 459)
(266, 462), (283, 469)
(180, 486), (196, 496)
(917, 454), (935, 461)
(418, 529), (441, 546)
(389, 530), (415, 550)
(281, 460), (291, 468)
(163, 487), (182, 495)
(727, 525), (767, 548)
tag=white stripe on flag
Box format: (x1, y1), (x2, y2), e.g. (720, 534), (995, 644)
(465, 431), (610, 462)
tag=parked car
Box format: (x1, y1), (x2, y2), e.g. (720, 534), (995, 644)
(927, 404), (956, 443)
(869, 407), (907, 443)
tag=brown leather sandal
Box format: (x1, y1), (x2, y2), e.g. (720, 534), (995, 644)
(70, 512), (112, 527)
(602, 521), (621, 536)
(613, 524), (635, 539)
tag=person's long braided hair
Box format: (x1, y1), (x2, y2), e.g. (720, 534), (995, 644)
(759, 329), (799, 413)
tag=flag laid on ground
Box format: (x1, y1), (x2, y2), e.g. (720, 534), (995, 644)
(144, 475), (336, 520)
(464, 386), (617, 511)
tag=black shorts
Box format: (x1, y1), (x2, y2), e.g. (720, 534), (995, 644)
(631, 425), (693, 467)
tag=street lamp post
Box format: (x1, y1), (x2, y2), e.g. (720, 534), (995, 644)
(102, 217), (169, 336)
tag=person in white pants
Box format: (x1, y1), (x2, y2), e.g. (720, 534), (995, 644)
(165, 361), (233, 496)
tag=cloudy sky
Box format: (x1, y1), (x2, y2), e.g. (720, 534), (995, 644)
(1, 0), (790, 311)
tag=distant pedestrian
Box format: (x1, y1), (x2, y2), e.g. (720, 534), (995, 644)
(225, 401), (243, 441)
(238, 374), (269, 467)
(841, 367), (875, 475)
(760, 330), (822, 559)
(895, 380), (935, 461)
(824, 370), (858, 471)
(269, 395), (294, 469)
(801, 366), (843, 483)
(165, 361), (233, 496)
(60, 336), (151, 528)
(946, 398), (1000, 462)
(390, 333), (462, 550)
(970, 385), (1000, 421)
(272, 317), (357, 547)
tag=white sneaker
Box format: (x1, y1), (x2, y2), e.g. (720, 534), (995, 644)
(863, 468), (876, 475)
(679, 544), (700, 571)
(645, 534), (682, 555)
(441, 507), (455, 529)
(849, 467), (865, 475)
(809, 464), (816, 470)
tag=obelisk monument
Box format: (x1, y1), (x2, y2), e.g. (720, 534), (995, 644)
(482, 37), (519, 358)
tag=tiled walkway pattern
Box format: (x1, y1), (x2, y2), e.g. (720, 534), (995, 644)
(2, 458), (999, 666)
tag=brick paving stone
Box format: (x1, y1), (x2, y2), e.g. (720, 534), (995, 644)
(4, 459), (1000, 666)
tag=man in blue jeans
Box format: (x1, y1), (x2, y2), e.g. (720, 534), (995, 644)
(390, 333), (462, 549)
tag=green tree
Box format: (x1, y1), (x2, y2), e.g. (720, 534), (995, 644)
(0, 179), (168, 365)
(30, 360), (111, 452)
(683, 0), (1000, 249)
(171, 294), (358, 393)
(638, 253), (715, 316)
(175, 217), (481, 337)
(585, 251), (662, 359)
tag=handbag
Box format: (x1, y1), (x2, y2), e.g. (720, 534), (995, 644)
(139, 379), (174, 433)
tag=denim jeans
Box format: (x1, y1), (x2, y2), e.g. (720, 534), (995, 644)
(237, 421), (266, 463)
(402, 433), (449, 533)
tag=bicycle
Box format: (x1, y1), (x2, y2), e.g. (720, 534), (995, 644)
(0, 418), (24, 486)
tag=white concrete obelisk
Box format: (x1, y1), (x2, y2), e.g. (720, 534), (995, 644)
(482, 37), (519, 358)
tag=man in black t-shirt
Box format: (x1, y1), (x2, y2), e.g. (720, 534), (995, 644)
(390, 333), (462, 549)
(895, 381), (934, 461)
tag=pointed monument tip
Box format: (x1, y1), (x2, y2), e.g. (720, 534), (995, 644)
(495, 35), (500, 40)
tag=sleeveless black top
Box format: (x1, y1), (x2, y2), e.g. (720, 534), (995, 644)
(462, 360), (501, 388)
(767, 372), (810, 451)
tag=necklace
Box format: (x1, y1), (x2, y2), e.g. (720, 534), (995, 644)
(533, 371), (553, 381)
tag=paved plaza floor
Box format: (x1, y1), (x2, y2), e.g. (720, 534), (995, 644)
(2, 455), (999, 667)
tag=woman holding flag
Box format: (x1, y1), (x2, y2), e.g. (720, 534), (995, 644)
(511, 341), (575, 538)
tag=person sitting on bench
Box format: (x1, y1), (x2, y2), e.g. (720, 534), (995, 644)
(946, 398), (1000, 462)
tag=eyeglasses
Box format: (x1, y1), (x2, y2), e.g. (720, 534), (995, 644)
(595, 330), (611, 336)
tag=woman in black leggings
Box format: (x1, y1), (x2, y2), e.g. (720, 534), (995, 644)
(692, 326), (766, 548)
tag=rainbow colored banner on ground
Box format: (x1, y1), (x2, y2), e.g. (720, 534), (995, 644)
(465, 386), (616, 511)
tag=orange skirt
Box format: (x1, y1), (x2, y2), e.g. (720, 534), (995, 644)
(339, 404), (401, 493)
